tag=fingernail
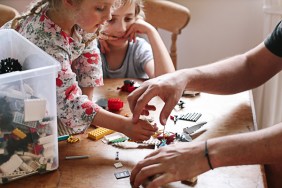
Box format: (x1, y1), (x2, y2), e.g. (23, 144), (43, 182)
(162, 118), (167, 125)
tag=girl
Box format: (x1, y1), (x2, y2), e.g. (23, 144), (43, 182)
(99, 0), (175, 78)
(1, 0), (157, 141)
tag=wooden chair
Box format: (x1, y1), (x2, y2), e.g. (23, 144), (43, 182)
(143, 0), (190, 68)
(0, 4), (19, 27)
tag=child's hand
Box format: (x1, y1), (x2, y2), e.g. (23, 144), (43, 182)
(98, 32), (119, 54)
(122, 118), (158, 142)
(98, 39), (110, 54)
(124, 19), (154, 43)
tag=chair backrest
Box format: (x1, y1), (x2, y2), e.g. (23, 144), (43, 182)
(143, 0), (190, 68)
(0, 4), (19, 27)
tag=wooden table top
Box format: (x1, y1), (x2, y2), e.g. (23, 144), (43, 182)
(3, 78), (267, 188)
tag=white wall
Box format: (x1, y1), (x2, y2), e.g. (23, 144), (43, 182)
(162, 0), (265, 69)
(1, 0), (265, 69)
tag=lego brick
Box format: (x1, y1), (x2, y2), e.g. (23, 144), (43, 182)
(12, 128), (27, 139)
(107, 98), (123, 111)
(114, 170), (130, 179)
(88, 127), (114, 141)
(24, 99), (46, 122)
(0, 154), (23, 174)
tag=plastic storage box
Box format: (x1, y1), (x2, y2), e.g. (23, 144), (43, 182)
(0, 29), (60, 183)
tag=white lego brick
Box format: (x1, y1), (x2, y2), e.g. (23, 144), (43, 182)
(114, 162), (123, 168)
(143, 137), (161, 145)
(0, 171), (27, 178)
(0, 154), (23, 174)
(104, 132), (126, 142)
(43, 147), (55, 159)
(39, 157), (47, 165)
(19, 155), (33, 162)
(43, 142), (55, 149)
(38, 135), (55, 145)
(19, 162), (34, 172)
(27, 161), (41, 171)
(46, 162), (52, 171)
(24, 99), (46, 121)
(16, 151), (41, 159)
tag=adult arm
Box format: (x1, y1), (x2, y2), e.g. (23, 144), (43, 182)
(130, 122), (282, 188)
(128, 42), (282, 124)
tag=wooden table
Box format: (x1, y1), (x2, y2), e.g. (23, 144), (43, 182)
(4, 78), (267, 188)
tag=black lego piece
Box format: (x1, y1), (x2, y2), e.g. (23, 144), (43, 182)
(0, 58), (22, 74)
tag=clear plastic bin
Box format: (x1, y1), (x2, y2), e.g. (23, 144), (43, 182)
(0, 29), (60, 184)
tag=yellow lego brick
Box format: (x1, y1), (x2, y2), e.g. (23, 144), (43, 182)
(88, 127), (114, 141)
(12, 128), (27, 139)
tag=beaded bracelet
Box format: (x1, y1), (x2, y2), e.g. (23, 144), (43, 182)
(204, 140), (214, 170)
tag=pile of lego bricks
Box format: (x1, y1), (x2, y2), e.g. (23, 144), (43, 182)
(0, 83), (57, 183)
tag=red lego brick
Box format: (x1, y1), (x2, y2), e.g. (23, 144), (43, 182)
(108, 98), (123, 111)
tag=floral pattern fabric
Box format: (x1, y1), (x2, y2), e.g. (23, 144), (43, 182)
(2, 7), (103, 133)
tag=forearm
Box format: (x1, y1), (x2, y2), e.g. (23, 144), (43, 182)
(208, 123), (282, 168)
(183, 42), (282, 95)
(91, 108), (126, 132)
(147, 28), (175, 77)
(92, 108), (157, 141)
(181, 55), (255, 94)
(81, 87), (94, 101)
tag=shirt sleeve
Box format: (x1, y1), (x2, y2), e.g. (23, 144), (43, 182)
(134, 38), (154, 71)
(51, 50), (100, 133)
(264, 20), (282, 57)
(73, 39), (104, 87)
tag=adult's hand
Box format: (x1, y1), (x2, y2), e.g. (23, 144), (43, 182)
(127, 70), (187, 125)
(130, 142), (209, 188)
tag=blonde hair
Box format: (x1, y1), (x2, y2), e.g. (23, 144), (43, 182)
(120, 0), (144, 18)
(11, 0), (59, 29)
(11, 0), (123, 45)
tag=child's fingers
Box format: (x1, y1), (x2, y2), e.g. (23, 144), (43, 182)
(100, 40), (111, 54)
(98, 40), (106, 54)
(130, 32), (136, 43)
(99, 32), (119, 41)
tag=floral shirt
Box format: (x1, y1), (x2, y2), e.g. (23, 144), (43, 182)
(2, 7), (102, 133)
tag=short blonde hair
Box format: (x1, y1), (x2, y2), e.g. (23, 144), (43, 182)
(120, 0), (144, 18)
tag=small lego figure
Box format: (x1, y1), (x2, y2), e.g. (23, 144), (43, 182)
(174, 115), (178, 124)
(117, 80), (138, 93)
(178, 100), (185, 109)
(108, 98), (123, 111)
(115, 151), (119, 160)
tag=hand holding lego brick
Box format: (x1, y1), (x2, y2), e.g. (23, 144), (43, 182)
(121, 118), (158, 142)
(130, 142), (208, 188)
(128, 71), (186, 125)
